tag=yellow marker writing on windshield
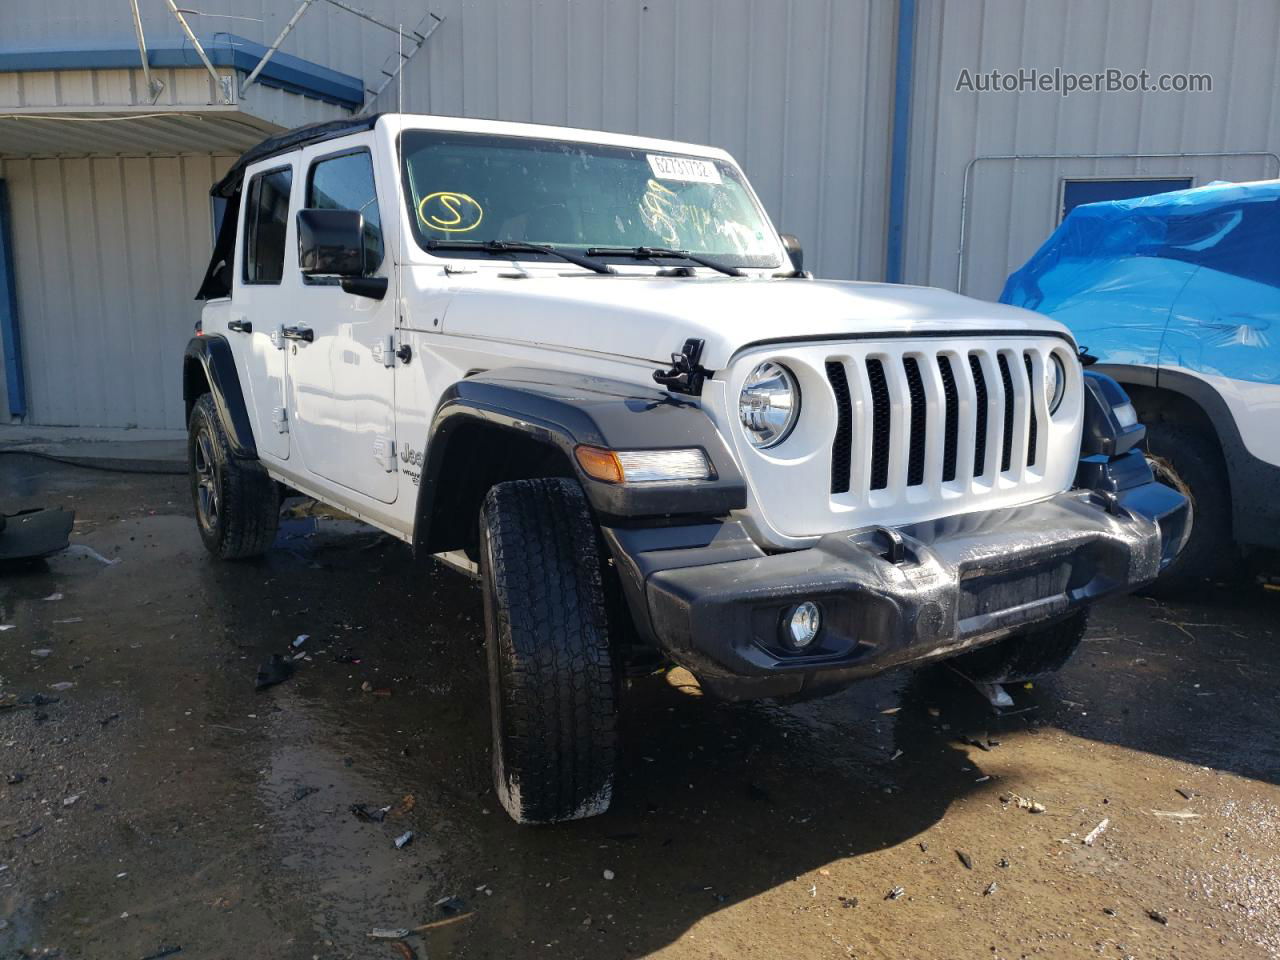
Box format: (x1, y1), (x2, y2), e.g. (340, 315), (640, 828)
(418, 191), (483, 233)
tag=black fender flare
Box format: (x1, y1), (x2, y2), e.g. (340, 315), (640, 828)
(1096, 362), (1280, 548)
(183, 335), (258, 459)
(412, 368), (747, 552)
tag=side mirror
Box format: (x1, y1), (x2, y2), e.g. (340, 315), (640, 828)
(779, 233), (804, 276)
(297, 208), (365, 277)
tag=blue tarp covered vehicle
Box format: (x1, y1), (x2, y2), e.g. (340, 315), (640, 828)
(1002, 180), (1280, 587)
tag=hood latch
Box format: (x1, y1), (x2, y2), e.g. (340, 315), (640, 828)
(653, 338), (710, 395)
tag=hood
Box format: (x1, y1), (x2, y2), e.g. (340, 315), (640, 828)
(437, 274), (1069, 370)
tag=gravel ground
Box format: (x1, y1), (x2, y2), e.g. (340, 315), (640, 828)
(1, 452), (1278, 960)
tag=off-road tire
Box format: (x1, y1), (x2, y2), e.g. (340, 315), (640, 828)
(188, 393), (279, 560)
(1142, 419), (1232, 595)
(948, 610), (1089, 683)
(479, 478), (617, 825)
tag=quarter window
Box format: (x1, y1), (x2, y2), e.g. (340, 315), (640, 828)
(307, 150), (383, 271)
(243, 167), (293, 284)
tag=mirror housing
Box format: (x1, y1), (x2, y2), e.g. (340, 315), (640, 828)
(780, 233), (804, 275)
(297, 208), (365, 277)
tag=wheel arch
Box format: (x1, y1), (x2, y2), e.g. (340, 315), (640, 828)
(410, 368), (748, 555)
(183, 335), (258, 460)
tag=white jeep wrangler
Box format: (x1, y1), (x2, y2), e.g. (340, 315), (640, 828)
(186, 113), (1188, 824)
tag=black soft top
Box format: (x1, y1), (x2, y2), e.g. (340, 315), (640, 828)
(197, 114), (382, 299)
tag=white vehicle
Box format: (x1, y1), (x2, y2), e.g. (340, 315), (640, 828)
(186, 113), (1187, 824)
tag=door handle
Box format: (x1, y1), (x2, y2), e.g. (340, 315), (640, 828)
(228, 319), (252, 334)
(281, 325), (314, 343)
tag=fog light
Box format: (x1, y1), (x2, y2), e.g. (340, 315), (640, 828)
(784, 601), (822, 649)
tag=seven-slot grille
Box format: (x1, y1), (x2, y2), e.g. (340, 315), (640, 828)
(825, 346), (1050, 500)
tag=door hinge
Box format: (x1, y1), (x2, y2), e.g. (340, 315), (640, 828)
(272, 406), (289, 434)
(372, 335), (395, 368)
(373, 435), (396, 472)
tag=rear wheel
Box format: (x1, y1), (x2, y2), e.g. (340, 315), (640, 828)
(188, 394), (279, 560)
(1142, 419), (1233, 594)
(479, 478), (617, 824)
(948, 610), (1088, 683)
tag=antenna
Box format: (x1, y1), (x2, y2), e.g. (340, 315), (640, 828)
(396, 23), (404, 331)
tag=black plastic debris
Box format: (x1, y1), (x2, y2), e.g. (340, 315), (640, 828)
(1176, 787), (1197, 800)
(885, 886), (905, 901)
(140, 947), (183, 960)
(956, 850), (973, 870)
(837, 896), (858, 909)
(350, 803), (390, 823)
(1103, 907), (1117, 917)
(255, 654), (294, 691)
(983, 881), (998, 896)
(1147, 909), (1169, 925)
(435, 895), (466, 915)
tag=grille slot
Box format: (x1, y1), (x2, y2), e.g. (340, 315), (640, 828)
(866, 358), (891, 491)
(903, 356), (927, 486)
(997, 353), (1015, 473)
(969, 353), (988, 477)
(938, 355), (959, 482)
(1023, 353), (1038, 467)
(826, 360), (853, 494)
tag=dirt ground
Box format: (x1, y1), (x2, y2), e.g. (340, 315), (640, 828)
(1, 452), (1278, 960)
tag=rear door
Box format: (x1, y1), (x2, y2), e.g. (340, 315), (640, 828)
(230, 161), (295, 461)
(286, 140), (398, 503)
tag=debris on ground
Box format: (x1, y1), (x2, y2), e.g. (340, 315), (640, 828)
(254, 654), (294, 691)
(7, 772), (24, 785)
(62, 794), (80, 807)
(956, 850), (973, 870)
(390, 794), (415, 818)
(1002, 793), (1047, 814)
(1103, 907), (1117, 916)
(1175, 787), (1198, 800)
(367, 927), (410, 939)
(1147, 909), (1169, 925)
(885, 886), (905, 901)
(983, 881), (998, 896)
(287, 785), (319, 805)
(361, 680), (393, 697)
(0, 625), (14, 631)
(30, 648), (52, 658)
(435, 896), (466, 915)
(292, 634), (309, 648)
(140, 947), (183, 960)
(1083, 818), (1110, 845)
(50, 681), (74, 691)
(390, 941), (416, 960)
(1150, 809), (1201, 820)
(393, 830), (414, 849)
(837, 895), (858, 909)
(41, 592), (63, 601)
(997, 857), (1010, 868)
(960, 735), (991, 752)
(351, 803), (391, 823)
(603, 869), (616, 880)
(969, 679), (1014, 708)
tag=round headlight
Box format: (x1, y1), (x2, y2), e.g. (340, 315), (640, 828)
(1046, 353), (1067, 414)
(739, 361), (800, 448)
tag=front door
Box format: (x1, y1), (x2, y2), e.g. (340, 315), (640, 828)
(286, 143), (398, 504)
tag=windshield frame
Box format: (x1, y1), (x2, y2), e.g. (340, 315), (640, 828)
(396, 128), (784, 271)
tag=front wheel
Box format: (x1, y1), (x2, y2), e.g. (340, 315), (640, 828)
(479, 478), (618, 824)
(188, 394), (279, 560)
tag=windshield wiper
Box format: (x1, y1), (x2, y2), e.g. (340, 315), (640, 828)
(585, 246), (744, 277)
(425, 239), (615, 275)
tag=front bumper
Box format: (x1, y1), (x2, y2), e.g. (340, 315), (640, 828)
(604, 471), (1187, 700)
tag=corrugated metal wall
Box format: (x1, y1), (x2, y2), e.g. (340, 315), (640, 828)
(905, 0), (1280, 299)
(0, 155), (232, 427)
(373, 0), (897, 282)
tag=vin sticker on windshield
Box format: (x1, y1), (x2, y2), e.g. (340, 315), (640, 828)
(646, 154), (722, 184)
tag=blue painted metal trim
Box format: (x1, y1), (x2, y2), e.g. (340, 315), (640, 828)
(0, 180), (27, 419)
(0, 34), (362, 110)
(885, 0), (916, 284)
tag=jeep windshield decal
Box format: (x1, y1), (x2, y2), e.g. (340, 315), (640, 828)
(399, 130), (781, 269)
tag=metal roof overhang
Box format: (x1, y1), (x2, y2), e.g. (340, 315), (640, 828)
(0, 34), (363, 158)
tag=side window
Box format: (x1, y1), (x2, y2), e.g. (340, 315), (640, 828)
(243, 167), (293, 284)
(307, 150), (383, 271)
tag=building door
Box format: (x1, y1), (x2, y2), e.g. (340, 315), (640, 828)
(286, 144), (397, 504)
(230, 162), (295, 462)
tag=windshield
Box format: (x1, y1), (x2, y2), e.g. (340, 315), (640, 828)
(400, 130), (780, 268)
